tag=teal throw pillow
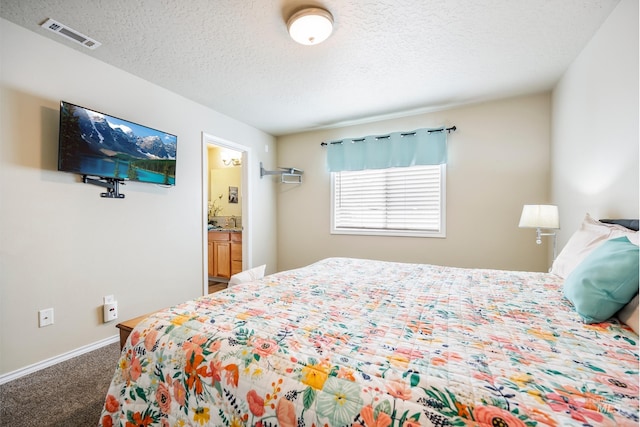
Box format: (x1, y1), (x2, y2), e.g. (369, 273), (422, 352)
(563, 236), (639, 323)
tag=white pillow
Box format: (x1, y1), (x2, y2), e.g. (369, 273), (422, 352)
(617, 293), (639, 335)
(228, 264), (266, 286)
(551, 213), (638, 278)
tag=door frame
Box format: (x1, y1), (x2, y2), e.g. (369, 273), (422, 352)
(201, 132), (252, 295)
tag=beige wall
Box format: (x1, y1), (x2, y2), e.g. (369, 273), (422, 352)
(0, 19), (277, 376)
(210, 168), (242, 217)
(208, 146), (243, 217)
(552, 0), (639, 248)
(276, 93), (552, 272)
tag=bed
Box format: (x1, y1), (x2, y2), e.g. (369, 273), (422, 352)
(99, 217), (638, 427)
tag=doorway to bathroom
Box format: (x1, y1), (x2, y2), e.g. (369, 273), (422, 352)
(201, 133), (252, 295)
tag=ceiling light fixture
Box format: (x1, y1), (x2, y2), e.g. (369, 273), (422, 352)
(287, 7), (334, 45)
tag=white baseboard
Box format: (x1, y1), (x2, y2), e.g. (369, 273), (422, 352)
(0, 334), (119, 385)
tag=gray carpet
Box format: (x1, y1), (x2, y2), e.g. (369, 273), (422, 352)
(0, 342), (121, 427)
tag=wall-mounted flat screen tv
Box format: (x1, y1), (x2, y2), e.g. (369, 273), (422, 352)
(58, 100), (177, 185)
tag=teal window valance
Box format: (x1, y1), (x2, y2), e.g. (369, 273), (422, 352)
(325, 127), (451, 172)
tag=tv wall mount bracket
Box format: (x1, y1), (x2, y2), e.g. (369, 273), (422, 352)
(82, 175), (126, 199)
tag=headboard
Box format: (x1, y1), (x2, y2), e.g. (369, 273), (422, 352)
(600, 219), (640, 231)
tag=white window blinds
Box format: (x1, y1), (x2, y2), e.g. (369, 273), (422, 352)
(331, 164), (445, 237)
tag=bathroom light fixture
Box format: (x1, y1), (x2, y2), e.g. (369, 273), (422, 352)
(220, 151), (241, 167)
(222, 158), (241, 167)
(287, 7), (334, 45)
(519, 204), (560, 259)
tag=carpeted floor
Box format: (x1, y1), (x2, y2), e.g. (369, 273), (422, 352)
(0, 342), (121, 427)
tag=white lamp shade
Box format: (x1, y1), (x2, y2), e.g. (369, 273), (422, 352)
(519, 205), (559, 229)
(287, 8), (333, 45)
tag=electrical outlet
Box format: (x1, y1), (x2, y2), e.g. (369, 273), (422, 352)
(39, 308), (54, 327)
(103, 301), (118, 322)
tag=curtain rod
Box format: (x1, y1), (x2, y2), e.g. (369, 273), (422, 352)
(320, 125), (456, 146)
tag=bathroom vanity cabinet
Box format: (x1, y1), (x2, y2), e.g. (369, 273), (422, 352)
(208, 231), (242, 279)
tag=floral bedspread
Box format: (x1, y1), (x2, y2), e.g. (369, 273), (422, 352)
(99, 257), (639, 427)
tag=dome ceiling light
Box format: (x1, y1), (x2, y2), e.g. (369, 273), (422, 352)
(287, 7), (334, 45)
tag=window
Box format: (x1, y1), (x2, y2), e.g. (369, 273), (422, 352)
(331, 164), (446, 237)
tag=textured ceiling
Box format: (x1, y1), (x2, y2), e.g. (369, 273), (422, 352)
(0, 0), (621, 136)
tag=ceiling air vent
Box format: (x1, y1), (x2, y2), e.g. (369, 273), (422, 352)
(40, 18), (101, 50)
